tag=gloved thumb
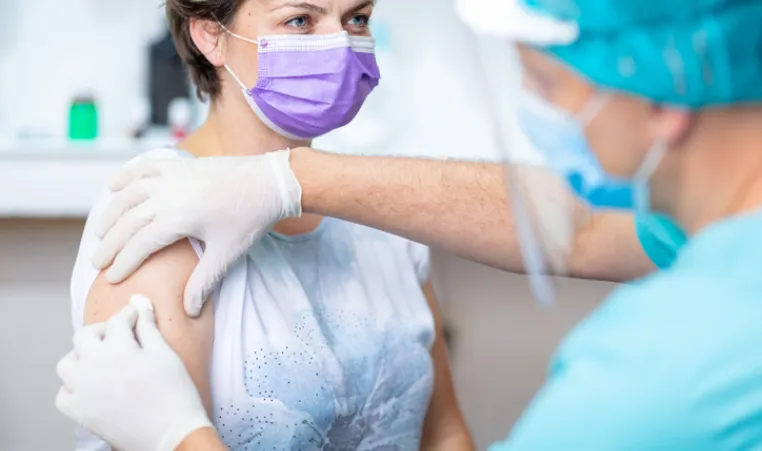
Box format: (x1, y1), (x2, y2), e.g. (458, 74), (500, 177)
(183, 247), (230, 317)
(130, 295), (164, 349)
(55, 386), (77, 422)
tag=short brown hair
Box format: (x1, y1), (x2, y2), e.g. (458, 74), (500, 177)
(166, 0), (244, 100)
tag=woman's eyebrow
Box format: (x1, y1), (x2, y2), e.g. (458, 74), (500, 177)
(271, 1), (329, 14)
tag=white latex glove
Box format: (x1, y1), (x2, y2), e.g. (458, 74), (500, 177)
(91, 149), (302, 316)
(55, 295), (213, 451)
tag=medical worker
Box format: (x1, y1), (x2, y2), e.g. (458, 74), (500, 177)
(56, 0), (762, 449)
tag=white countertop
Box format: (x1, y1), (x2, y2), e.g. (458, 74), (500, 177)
(0, 140), (163, 218)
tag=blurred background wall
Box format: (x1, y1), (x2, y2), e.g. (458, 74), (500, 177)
(0, 0), (615, 449)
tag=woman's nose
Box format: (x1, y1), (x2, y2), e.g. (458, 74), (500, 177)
(314, 19), (346, 35)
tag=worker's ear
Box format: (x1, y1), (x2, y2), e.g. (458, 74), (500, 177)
(649, 106), (694, 147)
(189, 19), (225, 67)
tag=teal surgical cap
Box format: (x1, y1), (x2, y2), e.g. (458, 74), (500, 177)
(522, 0), (762, 108)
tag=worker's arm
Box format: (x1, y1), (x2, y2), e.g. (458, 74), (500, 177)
(421, 282), (474, 451)
(96, 148), (661, 317)
(292, 148), (655, 281)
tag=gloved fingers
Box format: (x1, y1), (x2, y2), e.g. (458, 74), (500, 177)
(96, 179), (155, 240)
(103, 303), (140, 352)
(55, 385), (77, 422)
(182, 236), (263, 316)
(129, 295), (165, 350)
(105, 222), (182, 284)
(108, 160), (162, 191)
(183, 245), (235, 317)
(92, 201), (156, 271)
(72, 323), (107, 357)
(55, 350), (79, 392)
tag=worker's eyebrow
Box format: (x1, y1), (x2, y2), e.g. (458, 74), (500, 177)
(271, 1), (329, 15)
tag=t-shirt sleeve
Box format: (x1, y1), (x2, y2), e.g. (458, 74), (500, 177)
(635, 213), (687, 270)
(67, 188), (114, 451)
(70, 190), (111, 331)
(405, 240), (431, 286)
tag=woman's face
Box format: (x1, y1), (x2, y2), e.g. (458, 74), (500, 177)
(205, 0), (375, 96)
(517, 45), (655, 179)
(235, 0), (374, 37)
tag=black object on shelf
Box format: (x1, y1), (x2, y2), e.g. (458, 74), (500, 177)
(149, 30), (190, 126)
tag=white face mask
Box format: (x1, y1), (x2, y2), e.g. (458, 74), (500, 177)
(517, 88), (669, 213)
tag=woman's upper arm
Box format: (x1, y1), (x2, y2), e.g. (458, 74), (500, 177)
(84, 240), (214, 413)
(421, 281), (473, 451)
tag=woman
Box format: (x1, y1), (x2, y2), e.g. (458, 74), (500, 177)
(69, 0), (471, 449)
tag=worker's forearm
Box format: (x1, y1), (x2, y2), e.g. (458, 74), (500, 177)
(570, 210), (656, 281)
(176, 428), (227, 451)
(291, 147), (524, 272)
(290, 148), (655, 281)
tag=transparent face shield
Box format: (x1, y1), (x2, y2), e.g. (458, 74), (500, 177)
(466, 32), (594, 306)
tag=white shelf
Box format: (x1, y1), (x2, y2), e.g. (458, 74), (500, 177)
(0, 142), (160, 218)
(0, 135), (526, 219)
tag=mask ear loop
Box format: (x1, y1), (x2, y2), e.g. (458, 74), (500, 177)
(635, 140), (669, 182)
(576, 93), (611, 126)
(224, 64), (249, 91)
(217, 21), (260, 45)
(216, 22), (259, 92)
(633, 139), (669, 212)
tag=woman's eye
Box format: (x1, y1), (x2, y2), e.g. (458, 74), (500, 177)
(346, 14), (370, 28)
(285, 16), (310, 28)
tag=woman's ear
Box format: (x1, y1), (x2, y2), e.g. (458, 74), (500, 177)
(649, 106), (694, 147)
(189, 19), (225, 67)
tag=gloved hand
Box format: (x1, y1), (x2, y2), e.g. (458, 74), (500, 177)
(91, 149), (302, 316)
(55, 295), (214, 451)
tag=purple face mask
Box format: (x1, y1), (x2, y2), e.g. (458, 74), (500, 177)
(222, 27), (381, 140)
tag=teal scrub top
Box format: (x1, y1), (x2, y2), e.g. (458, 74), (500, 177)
(636, 213), (687, 269)
(490, 210), (762, 450)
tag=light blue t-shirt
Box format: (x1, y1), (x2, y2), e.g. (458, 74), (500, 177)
(636, 213), (688, 269)
(491, 210), (762, 450)
(70, 149), (437, 450)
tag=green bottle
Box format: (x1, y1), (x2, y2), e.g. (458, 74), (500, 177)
(68, 94), (99, 141)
